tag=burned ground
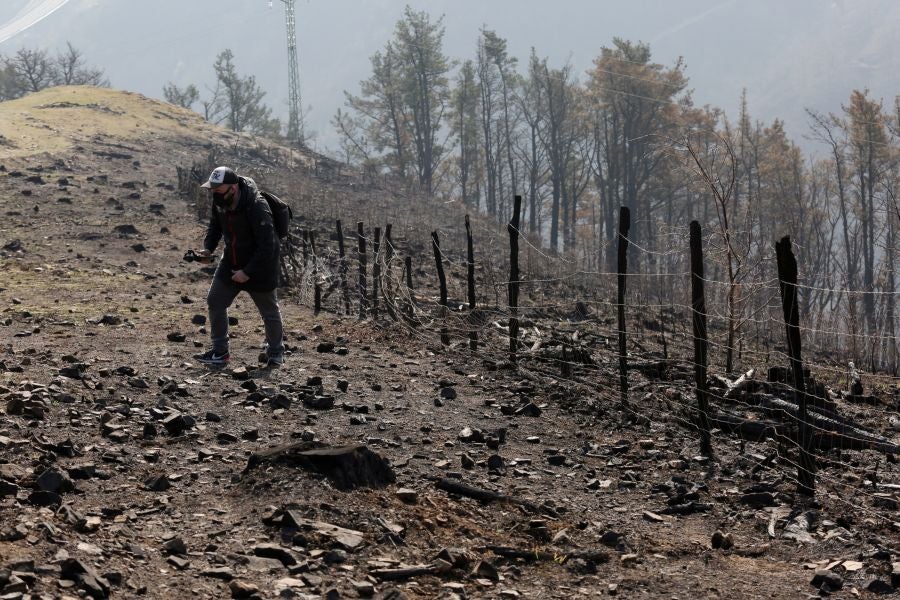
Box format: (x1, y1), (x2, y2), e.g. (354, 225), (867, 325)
(0, 87), (898, 599)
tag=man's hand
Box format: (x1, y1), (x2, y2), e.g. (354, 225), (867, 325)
(231, 270), (250, 283)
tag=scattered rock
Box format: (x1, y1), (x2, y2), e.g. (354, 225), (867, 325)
(711, 530), (733, 550)
(864, 578), (895, 595)
(144, 475), (171, 492)
(396, 488), (418, 504)
(200, 567), (234, 581)
(163, 537), (187, 555)
(36, 467), (75, 494)
(811, 569), (843, 592)
(229, 580), (260, 599)
(253, 543), (297, 566)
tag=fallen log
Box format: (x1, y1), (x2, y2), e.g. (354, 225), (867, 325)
(370, 565), (436, 581)
(432, 477), (559, 518)
(707, 410), (900, 455)
(722, 369), (836, 413)
(485, 546), (609, 564)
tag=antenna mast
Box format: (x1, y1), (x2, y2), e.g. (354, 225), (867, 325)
(280, 0), (303, 145)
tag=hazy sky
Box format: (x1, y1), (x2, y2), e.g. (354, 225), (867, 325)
(2, 0), (898, 154)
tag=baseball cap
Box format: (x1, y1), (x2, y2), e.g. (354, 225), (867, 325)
(200, 166), (239, 189)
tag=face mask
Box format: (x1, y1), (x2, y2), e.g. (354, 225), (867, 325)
(212, 187), (233, 208)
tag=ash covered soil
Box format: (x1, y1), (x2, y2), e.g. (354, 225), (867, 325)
(0, 87), (898, 600)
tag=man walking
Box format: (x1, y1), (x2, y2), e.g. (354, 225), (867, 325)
(192, 166), (285, 368)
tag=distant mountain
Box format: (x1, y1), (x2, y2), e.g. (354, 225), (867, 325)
(1, 0), (897, 153)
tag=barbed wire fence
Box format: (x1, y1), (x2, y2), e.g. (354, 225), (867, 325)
(177, 153), (899, 530)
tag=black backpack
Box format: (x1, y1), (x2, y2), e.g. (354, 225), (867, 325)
(260, 190), (293, 240)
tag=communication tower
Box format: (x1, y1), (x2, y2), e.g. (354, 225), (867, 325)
(272, 0), (303, 145)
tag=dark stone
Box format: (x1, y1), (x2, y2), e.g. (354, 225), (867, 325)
(304, 395), (335, 410)
(162, 413), (193, 435)
(514, 402), (542, 417)
(271, 394), (291, 410)
(864, 579), (895, 595)
(60, 559), (110, 599)
(739, 492), (777, 508)
(142, 423), (157, 439)
(127, 377), (149, 389)
(144, 475), (171, 492)
(440, 387), (457, 400)
(166, 332), (186, 342)
(191, 314), (207, 325)
(547, 454), (566, 466)
(458, 427), (485, 444)
(37, 467), (76, 493)
(316, 342), (335, 353)
(0, 480), (19, 498)
(474, 560), (499, 581)
(486, 454), (505, 473)
(600, 531), (622, 548)
(253, 543), (297, 566)
(811, 569), (843, 591)
(27, 490), (62, 507)
(163, 537), (187, 555)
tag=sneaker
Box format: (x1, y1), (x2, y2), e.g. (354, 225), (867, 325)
(264, 353), (284, 368)
(194, 349), (230, 366)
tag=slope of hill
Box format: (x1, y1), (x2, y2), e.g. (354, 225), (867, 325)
(0, 85), (228, 158)
(0, 87), (898, 599)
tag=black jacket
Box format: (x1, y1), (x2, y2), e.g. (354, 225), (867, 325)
(203, 176), (279, 291)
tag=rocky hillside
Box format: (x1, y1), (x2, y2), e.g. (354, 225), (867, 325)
(0, 87), (898, 600)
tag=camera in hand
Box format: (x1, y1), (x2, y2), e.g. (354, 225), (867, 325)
(183, 249), (213, 263)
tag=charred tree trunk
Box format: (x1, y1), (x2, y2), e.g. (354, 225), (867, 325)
(508, 195), (522, 363)
(431, 231), (449, 346)
(617, 206), (630, 408)
(775, 236), (816, 496)
(465, 215), (477, 351)
(690, 222), (713, 457)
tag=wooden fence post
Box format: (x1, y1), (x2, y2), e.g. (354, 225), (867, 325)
(309, 230), (321, 315)
(336, 220), (351, 315)
(372, 227), (381, 320)
(404, 256), (414, 323)
(690, 221), (713, 457)
(508, 195), (522, 364)
(357, 222), (368, 320)
(775, 236), (816, 496)
(301, 230), (309, 266)
(617, 206), (630, 408)
(384, 223), (394, 261)
(432, 231), (449, 346)
(382, 223), (398, 322)
(465, 215), (477, 351)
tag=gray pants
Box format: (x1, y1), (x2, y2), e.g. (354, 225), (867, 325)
(207, 277), (284, 356)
